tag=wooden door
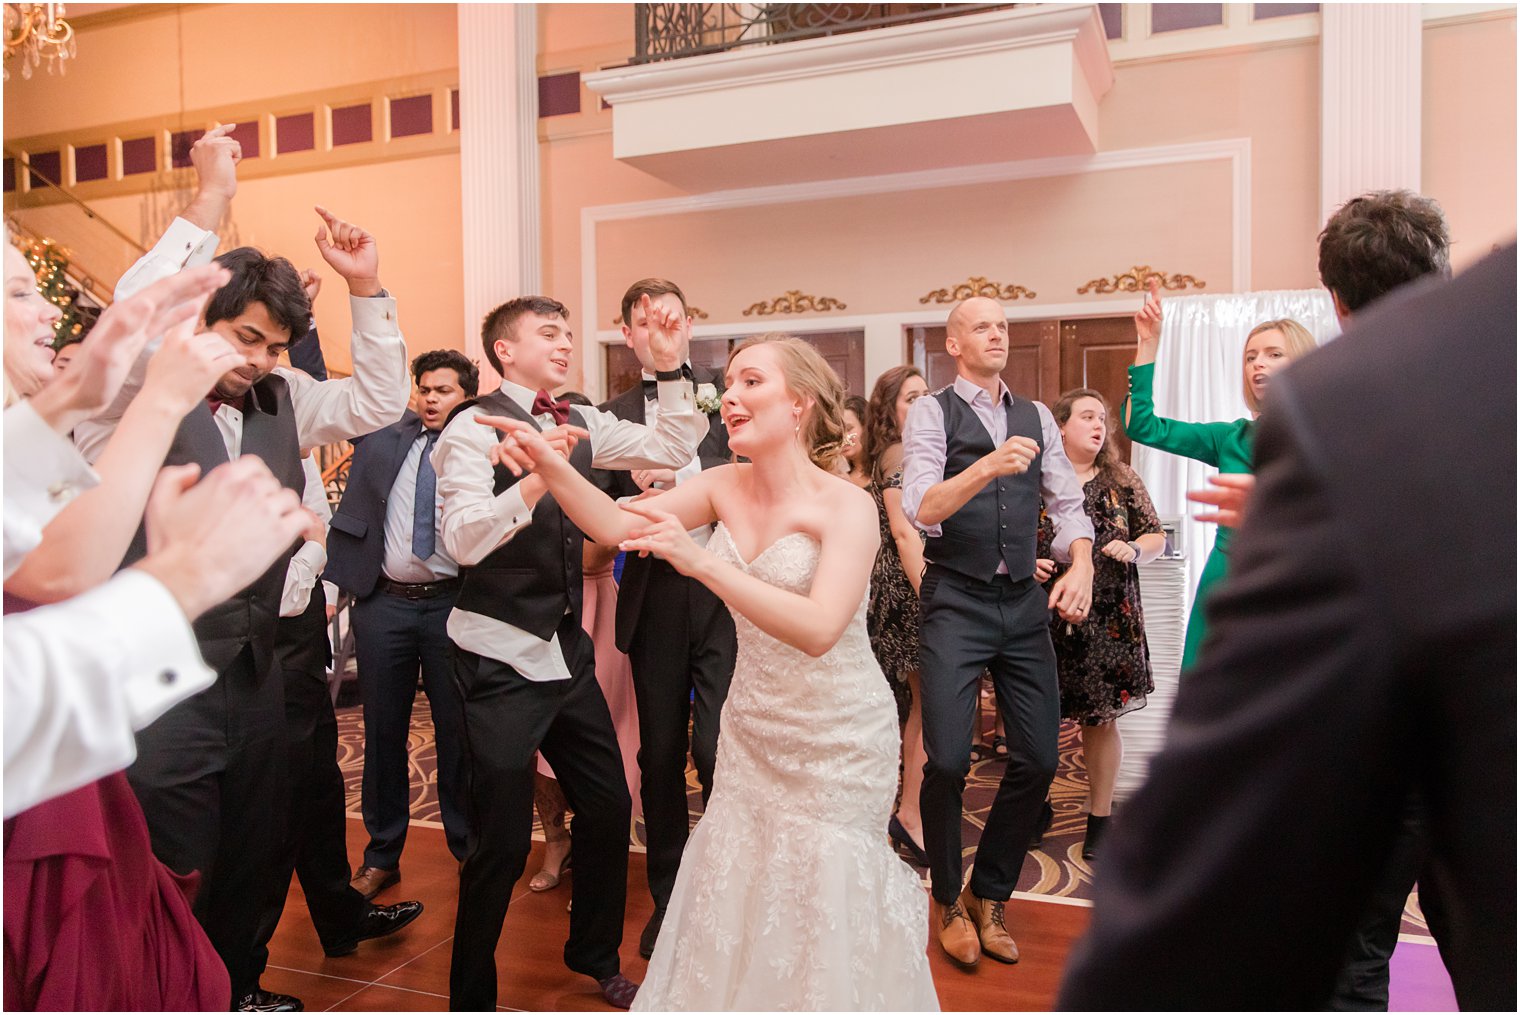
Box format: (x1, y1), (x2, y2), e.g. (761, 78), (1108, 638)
(910, 321), (1059, 404)
(1059, 316), (1138, 462)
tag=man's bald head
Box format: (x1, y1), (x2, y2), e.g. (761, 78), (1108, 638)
(943, 297), (1009, 383)
(947, 296), (1003, 338)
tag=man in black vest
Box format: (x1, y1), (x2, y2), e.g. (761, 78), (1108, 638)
(82, 127), (412, 1013)
(901, 296), (1094, 970)
(324, 349), (478, 898)
(433, 295), (706, 1011)
(598, 277), (736, 957)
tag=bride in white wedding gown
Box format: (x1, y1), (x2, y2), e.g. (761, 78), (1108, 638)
(482, 333), (939, 1012)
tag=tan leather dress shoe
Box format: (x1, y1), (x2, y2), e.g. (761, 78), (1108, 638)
(937, 899), (981, 968)
(350, 865), (400, 901)
(960, 885), (1019, 964)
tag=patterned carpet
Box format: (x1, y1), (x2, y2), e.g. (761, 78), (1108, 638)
(332, 686), (1429, 931)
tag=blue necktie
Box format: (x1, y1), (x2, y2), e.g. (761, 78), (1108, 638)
(412, 428), (441, 561)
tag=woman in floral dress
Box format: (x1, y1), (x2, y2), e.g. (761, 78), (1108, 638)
(1036, 388), (1166, 861)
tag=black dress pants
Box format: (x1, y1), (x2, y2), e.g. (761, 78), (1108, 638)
(352, 586), (469, 867)
(251, 589), (370, 980)
(627, 564), (737, 908)
(127, 643), (288, 1001)
(449, 613), (633, 1012)
(917, 566), (1060, 906)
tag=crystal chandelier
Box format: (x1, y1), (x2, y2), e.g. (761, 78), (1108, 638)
(3, 3), (76, 81)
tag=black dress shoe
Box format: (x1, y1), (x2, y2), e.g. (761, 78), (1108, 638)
(638, 905), (665, 959)
(324, 900), (424, 957)
(1028, 799), (1054, 847)
(235, 988), (304, 1012)
(1082, 814), (1109, 861)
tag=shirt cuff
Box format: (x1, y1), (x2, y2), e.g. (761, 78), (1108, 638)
(115, 571), (216, 731)
(159, 216), (219, 267)
(4, 401), (100, 527)
(494, 483), (533, 532)
(655, 377), (695, 415)
(350, 292), (399, 330)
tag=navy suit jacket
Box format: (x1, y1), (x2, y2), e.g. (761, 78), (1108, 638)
(324, 411), (428, 598)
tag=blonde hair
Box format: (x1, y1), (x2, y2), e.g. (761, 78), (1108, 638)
(727, 333), (848, 473)
(1243, 318), (1318, 412)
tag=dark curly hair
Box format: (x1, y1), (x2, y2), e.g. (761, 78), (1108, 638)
(862, 364), (925, 484)
(410, 349), (479, 397)
(1318, 190), (1451, 314)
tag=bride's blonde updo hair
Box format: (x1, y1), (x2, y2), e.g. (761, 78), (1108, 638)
(727, 333), (848, 473)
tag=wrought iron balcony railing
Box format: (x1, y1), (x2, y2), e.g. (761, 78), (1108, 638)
(632, 3), (1020, 64)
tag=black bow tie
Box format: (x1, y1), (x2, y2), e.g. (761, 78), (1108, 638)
(642, 364), (695, 398)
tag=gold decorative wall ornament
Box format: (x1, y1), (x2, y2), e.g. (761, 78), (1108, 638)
(918, 276), (1037, 304)
(612, 306), (708, 326)
(741, 291), (847, 316)
(1077, 266), (1206, 295)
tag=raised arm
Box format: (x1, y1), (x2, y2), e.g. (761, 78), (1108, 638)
(76, 127), (239, 461)
(281, 208), (409, 449)
(621, 487), (879, 659)
(1124, 277), (1230, 465)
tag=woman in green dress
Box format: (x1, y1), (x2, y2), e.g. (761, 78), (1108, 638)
(1124, 278), (1318, 670)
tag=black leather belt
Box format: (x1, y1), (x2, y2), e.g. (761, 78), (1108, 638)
(377, 576), (461, 600)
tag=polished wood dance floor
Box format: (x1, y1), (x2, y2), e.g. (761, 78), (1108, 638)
(260, 820), (1092, 1011)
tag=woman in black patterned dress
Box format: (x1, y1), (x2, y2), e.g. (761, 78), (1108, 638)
(863, 365), (931, 864)
(1036, 388), (1166, 861)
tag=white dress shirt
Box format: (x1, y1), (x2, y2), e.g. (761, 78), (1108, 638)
(3, 401), (213, 816)
(434, 376), (705, 681)
(4, 569), (215, 818)
(900, 375), (1094, 565)
(639, 368), (711, 548)
(381, 426), (459, 584)
(279, 454), (331, 617)
(3, 401), (99, 580)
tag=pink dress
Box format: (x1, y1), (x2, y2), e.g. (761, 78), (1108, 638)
(537, 565), (642, 817)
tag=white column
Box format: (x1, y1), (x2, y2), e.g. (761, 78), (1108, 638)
(1320, 3), (1423, 226)
(458, 3), (541, 386)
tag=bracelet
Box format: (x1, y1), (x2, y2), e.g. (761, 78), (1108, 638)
(654, 368), (684, 381)
(1127, 540), (1143, 559)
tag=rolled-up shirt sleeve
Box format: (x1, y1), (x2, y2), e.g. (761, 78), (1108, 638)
(1036, 401), (1095, 561)
(899, 394), (948, 536)
(433, 405), (535, 567)
(3, 569), (215, 817)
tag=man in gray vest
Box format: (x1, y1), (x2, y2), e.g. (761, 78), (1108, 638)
(901, 296), (1094, 970)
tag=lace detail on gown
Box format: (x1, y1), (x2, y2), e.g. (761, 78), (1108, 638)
(633, 524), (939, 1012)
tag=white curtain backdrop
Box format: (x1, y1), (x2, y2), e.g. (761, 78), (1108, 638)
(1129, 288), (1341, 616)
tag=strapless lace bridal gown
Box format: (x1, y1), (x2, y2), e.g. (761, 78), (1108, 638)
(633, 524), (939, 1012)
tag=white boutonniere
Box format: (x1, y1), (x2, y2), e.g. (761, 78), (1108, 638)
(695, 383), (722, 415)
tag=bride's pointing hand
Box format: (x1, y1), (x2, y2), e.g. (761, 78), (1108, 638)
(619, 499), (703, 574)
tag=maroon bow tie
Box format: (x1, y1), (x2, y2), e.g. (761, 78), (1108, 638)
(532, 389), (570, 426)
(207, 392), (246, 415)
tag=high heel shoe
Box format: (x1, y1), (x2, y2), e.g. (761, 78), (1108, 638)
(888, 814), (930, 867)
(1082, 814), (1108, 861)
(530, 841), (572, 892)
